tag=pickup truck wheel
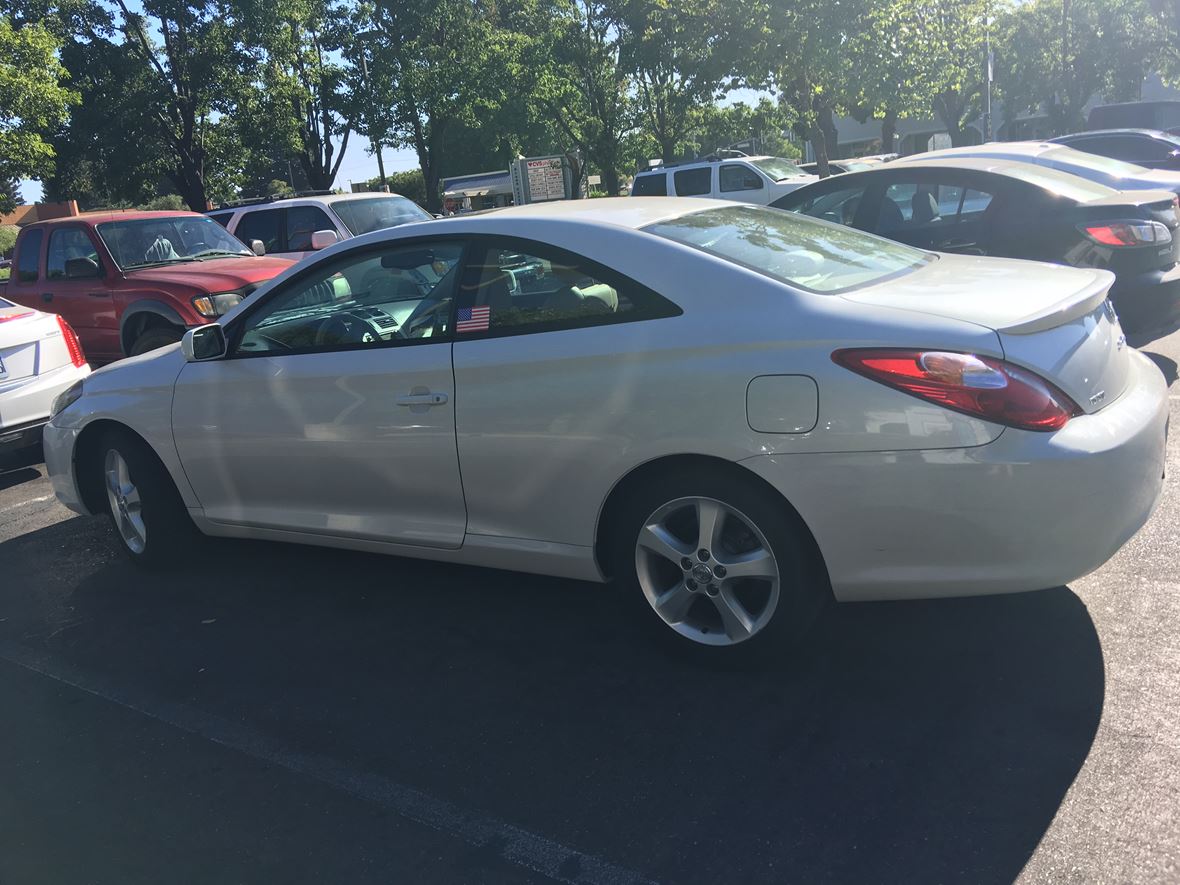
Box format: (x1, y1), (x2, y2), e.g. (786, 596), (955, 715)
(129, 327), (183, 356)
(98, 429), (198, 567)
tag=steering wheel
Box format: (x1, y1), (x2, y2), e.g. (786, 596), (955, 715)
(315, 312), (379, 347)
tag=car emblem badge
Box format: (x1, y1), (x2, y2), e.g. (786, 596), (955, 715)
(1089, 390), (1106, 407)
(691, 563), (714, 584)
(1116, 333), (1126, 351)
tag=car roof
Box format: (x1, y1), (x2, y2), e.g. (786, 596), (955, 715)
(843, 155), (1046, 175)
(229, 192), (418, 209)
(901, 142), (1059, 160)
(405, 196), (726, 231)
(636, 155), (779, 175)
(26, 210), (207, 229)
(1053, 128), (1173, 139)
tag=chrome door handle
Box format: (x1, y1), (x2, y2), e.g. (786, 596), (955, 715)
(395, 392), (448, 406)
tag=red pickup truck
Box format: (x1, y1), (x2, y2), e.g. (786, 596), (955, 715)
(0, 211), (293, 362)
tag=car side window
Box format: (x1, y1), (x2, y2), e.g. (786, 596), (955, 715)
(879, 182), (974, 232)
(631, 173), (668, 196)
(233, 240), (465, 356)
(785, 186), (870, 227)
(286, 206), (337, 251)
(674, 167), (712, 196)
(235, 209), (284, 255)
(207, 211), (233, 229)
(454, 239), (680, 338)
(46, 228), (100, 279)
(719, 165), (764, 192)
(16, 229), (43, 282)
(1080, 135), (1170, 163)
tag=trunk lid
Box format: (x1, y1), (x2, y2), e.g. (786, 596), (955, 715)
(842, 253), (1130, 415)
(0, 304), (49, 383)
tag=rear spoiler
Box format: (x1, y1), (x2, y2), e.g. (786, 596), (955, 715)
(1000, 270), (1114, 335)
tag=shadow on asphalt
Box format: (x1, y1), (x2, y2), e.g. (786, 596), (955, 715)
(0, 445), (45, 492)
(0, 519), (1105, 884)
(1143, 350), (1179, 387)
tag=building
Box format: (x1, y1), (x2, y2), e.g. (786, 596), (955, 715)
(441, 170), (514, 214)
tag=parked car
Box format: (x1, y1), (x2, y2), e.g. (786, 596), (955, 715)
(1049, 129), (1180, 171)
(0, 212), (293, 363)
(43, 198), (1166, 656)
(0, 296), (90, 451)
(772, 157), (1180, 326)
(895, 141), (1180, 197)
(799, 160), (877, 176)
(1088, 100), (1180, 134)
(207, 192), (432, 262)
(630, 155), (817, 203)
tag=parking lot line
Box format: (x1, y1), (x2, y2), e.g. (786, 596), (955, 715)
(0, 494), (54, 515)
(0, 639), (657, 885)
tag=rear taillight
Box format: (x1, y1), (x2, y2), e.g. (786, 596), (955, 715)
(55, 315), (87, 368)
(1081, 220), (1172, 247)
(832, 349), (1082, 432)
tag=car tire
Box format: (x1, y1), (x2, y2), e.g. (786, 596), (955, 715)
(611, 467), (829, 661)
(97, 429), (199, 567)
(129, 326), (183, 356)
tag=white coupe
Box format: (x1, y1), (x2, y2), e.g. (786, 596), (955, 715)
(42, 198), (1168, 654)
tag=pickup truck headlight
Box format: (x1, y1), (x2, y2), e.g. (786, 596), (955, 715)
(50, 379), (84, 419)
(192, 292), (243, 318)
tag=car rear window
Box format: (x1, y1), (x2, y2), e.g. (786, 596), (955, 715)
(1001, 164), (1115, 202)
(644, 204), (930, 293)
(631, 173), (668, 196)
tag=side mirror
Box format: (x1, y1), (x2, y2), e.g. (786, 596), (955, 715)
(182, 324), (227, 362)
(64, 257), (101, 279)
(250, 239), (266, 256)
(310, 229), (339, 250)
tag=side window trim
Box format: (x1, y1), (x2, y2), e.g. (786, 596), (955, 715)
(452, 234), (682, 342)
(224, 235), (471, 359)
(15, 227), (45, 282)
(46, 224), (102, 280)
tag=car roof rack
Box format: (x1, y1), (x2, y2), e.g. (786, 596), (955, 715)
(641, 149), (752, 173)
(210, 189), (336, 210)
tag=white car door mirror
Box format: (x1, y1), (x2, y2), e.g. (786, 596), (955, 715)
(250, 239), (266, 256)
(310, 229), (339, 250)
(182, 324), (227, 362)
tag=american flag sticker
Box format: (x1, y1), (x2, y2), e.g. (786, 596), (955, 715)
(456, 305), (491, 333)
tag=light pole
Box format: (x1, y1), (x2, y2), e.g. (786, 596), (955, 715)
(354, 33), (387, 190)
(984, 0), (993, 142)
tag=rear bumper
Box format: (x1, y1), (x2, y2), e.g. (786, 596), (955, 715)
(1110, 262), (1180, 326)
(0, 362), (90, 449)
(742, 351), (1168, 602)
(0, 417), (46, 451)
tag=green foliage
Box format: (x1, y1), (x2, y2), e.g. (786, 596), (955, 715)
(1000, 0), (1162, 135)
(140, 193), (186, 210)
(357, 168), (428, 206)
(0, 17), (77, 213)
(0, 224), (19, 257)
(691, 99), (799, 158)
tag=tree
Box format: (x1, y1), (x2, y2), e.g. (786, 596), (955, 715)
(356, 0), (526, 211)
(691, 99), (799, 158)
(617, 0), (746, 161)
(109, 0), (253, 209)
(1001, 0), (1161, 135)
(0, 17), (76, 213)
(234, 0), (352, 191)
(530, 0), (638, 195)
(358, 168), (428, 206)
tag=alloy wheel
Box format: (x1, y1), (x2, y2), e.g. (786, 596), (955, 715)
(105, 448), (147, 554)
(634, 496), (780, 646)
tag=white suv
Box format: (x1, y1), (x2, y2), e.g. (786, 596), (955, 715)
(208, 192), (432, 261)
(630, 155), (818, 204)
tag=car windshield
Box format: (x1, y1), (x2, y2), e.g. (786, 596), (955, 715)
(97, 216), (252, 269)
(750, 157), (807, 181)
(1044, 147), (1151, 178)
(644, 204), (930, 293)
(1001, 164), (1116, 202)
(331, 197), (431, 236)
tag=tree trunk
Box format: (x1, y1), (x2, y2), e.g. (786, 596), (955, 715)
(168, 166), (208, 212)
(421, 161), (441, 213)
(933, 93), (970, 148)
(818, 104), (839, 161)
(601, 166), (621, 197)
(808, 120), (831, 178)
(881, 109), (898, 155)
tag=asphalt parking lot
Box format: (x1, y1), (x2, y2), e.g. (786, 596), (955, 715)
(1, 316), (1178, 885)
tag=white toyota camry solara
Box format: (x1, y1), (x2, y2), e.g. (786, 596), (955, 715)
(43, 198), (1168, 654)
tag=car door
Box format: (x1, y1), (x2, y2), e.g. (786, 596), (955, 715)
(866, 171), (1002, 255)
(41, 224), (120, 359)
(171, 236), (470, 548)
(284, 204), (341, 262)
(448, 236), (681, 545)
(231, 207), (285, 258)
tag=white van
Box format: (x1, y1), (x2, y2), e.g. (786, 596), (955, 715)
(630, 155), (818, 204)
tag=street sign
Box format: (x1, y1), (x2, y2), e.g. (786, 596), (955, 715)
(511, 155), (574, 204)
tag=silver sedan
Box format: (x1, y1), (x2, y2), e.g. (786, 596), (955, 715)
(42, 198), (1169, 655)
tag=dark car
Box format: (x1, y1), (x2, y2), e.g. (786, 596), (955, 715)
(1050, 129), (1180, 171)
(770, 157), (1180, 327)
(1087, 101), (1180, 134)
